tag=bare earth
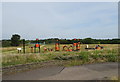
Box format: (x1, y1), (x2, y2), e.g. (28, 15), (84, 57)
(3, 62), (118, 80)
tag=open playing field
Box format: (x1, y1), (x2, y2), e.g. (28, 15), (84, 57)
(1, 44), (119, 67)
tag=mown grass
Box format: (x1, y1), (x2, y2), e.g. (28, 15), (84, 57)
(1, 44), (119, 67)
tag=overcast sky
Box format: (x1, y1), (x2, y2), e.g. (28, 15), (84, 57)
(2, 2), (118, 40)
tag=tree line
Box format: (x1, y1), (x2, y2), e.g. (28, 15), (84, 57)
(1, 34), (120, 47)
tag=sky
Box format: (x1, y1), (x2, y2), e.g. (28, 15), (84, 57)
(2, 2), (118, 40)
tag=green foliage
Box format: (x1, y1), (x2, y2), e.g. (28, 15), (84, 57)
(30, 38), (120, 44)
(90, 55), (100, 59)
(2, 40), (11, 47)
(11, 34), (21, 46)
(2, 53), (118, 67)
(2, 36), (120, 46)
(80, 54), (89, 61)
(81, 38), (95, 44)
(105, 54), (118, 62)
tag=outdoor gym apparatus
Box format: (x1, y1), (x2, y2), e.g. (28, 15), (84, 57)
(22, 38), (103, 53)
(73, 39), (81, 51)
(85, 44), (104, 51)
(55, 40), (60, 51)
(22, 39), (104, 53)
(62, 39), (81, 51)
(28, 39), (40, 53)
(44, 47), (53, 52)
(33, 39), (40, 53)
(22, 38), (81, 53)
(23, 39), (80, 53)
(62, 45), (73, 51)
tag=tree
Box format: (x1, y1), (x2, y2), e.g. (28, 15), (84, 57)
(11, 34), (21, 46)
(81, 38), (94, 44)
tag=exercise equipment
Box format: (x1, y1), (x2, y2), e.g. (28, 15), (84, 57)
(85, 45), (103, 51)
(55, 40), (60, 51)
(34, 38), (40, 53)
(73, 39), (81, 51)
(22, 38), (82, 53)
(62, 45), (73, 51)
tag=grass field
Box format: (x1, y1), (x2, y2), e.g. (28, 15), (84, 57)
(1, 44), (119, 67)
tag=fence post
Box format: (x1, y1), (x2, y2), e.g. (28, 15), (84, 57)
(23, 39), (25, 53)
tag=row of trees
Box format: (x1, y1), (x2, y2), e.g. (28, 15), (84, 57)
(31, 38), (120, 44)
(2, 34), (120, 47)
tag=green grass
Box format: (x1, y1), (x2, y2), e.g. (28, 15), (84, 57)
(1, 44), (119, 67)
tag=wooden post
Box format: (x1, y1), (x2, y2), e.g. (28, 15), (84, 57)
(38, 39), (40, 53)
(38, 45), (40, 53)
(23, 39), (25, 53)
(34, 46), (36, 53)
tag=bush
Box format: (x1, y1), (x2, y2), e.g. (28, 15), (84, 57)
(2, 40), (11, 47)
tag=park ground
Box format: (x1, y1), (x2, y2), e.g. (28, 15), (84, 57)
(1, 44), (119, 80)
(1, 44), (118, 67)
